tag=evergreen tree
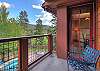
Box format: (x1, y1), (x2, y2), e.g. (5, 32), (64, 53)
(48, 15), (56, 34)
(19, 10), (29, 25)
(34, 18), (44, 35)
(50, 15), (56, 25)
(8, 18), (16, 24)
(18, 10), (29, 33)
(34, 18), (44, 45)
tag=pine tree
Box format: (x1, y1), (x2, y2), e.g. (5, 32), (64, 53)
(34, 18), (44, 35)
(48, 15), (56, 34)
(19, 10), (29, 25)
(18, 10), (29, 33)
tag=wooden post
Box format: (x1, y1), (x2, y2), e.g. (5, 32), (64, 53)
(19, 38), (28, 71)
(48, 34), (53, 54)
(96, 0), (100, 69)
(56, 6), (67, 59)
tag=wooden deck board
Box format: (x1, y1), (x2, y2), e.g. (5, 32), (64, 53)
(29, 54), (70, 71)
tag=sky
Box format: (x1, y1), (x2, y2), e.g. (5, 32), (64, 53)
(0, 0), (53, 25)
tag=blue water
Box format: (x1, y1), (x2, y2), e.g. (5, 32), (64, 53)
(0, 60), (4, 65)
(0, 58), (18, 71)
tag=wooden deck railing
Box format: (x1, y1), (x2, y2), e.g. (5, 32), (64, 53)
(0, 34), (53, 71)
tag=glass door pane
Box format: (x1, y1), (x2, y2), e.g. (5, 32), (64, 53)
(80, 6), (91, 49)
(71, 8), (80, 53)
(70, 5), (92, 53)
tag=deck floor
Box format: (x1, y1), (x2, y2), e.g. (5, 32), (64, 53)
(29, 54), (100, 71)
(29, 54), (71, 71)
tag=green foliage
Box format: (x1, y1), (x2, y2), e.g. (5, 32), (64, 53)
(42, 37), (48, 45)
(0, 4), (27, 38)
(48, 25), (56, 34)
(19, 10), (29, 24)
(0, 3), (50, 61)
(0, 42), (18, 61)
(34, 18), (44, 35)
(0, 23), (26, 38)
(33, 18), (48, 45)
(29, 37), (48, 46)
(18, 10), (30, 35)
(50, 15), (56, 25)
(18, 10), (29, 27)
(8, 18), (17, 24)
(48, 15), (56, 34)
(0, 4), (9, 23)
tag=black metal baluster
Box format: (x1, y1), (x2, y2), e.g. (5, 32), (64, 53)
(8, 42), (9, 62)
(36, 38), (37, 60)
(8, 42), (10, 71)
(3, 43), (5, 71)
(32, 39), (34, 62)
(13, 41), (15, 71)
(34, 38), (36, 61)
(31, 39), (32, 63)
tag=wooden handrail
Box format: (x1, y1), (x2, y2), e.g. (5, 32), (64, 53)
(0, 34), (51, 43)
(21, 34), (51, 38)
(0, 37), (21, 43)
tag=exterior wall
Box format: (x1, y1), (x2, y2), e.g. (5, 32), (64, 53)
(55, 0), (100, 68)
(56, 6), (67, 59)
(96, 0), (100, 68)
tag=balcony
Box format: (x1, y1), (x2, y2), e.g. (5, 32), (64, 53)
(29, 54), (68, 71)
(0, 34), (53, 71)
(0, 34), (100, 71)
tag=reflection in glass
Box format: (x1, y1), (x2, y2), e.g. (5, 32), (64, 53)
(71, 6), (91, 51)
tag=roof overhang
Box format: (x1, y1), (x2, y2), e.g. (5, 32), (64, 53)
(42, 0), (92, 15)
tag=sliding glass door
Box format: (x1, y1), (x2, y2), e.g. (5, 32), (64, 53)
(68, 3), (95, 53)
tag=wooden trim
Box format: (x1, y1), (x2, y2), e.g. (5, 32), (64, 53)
(68, 2), (93, 8)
